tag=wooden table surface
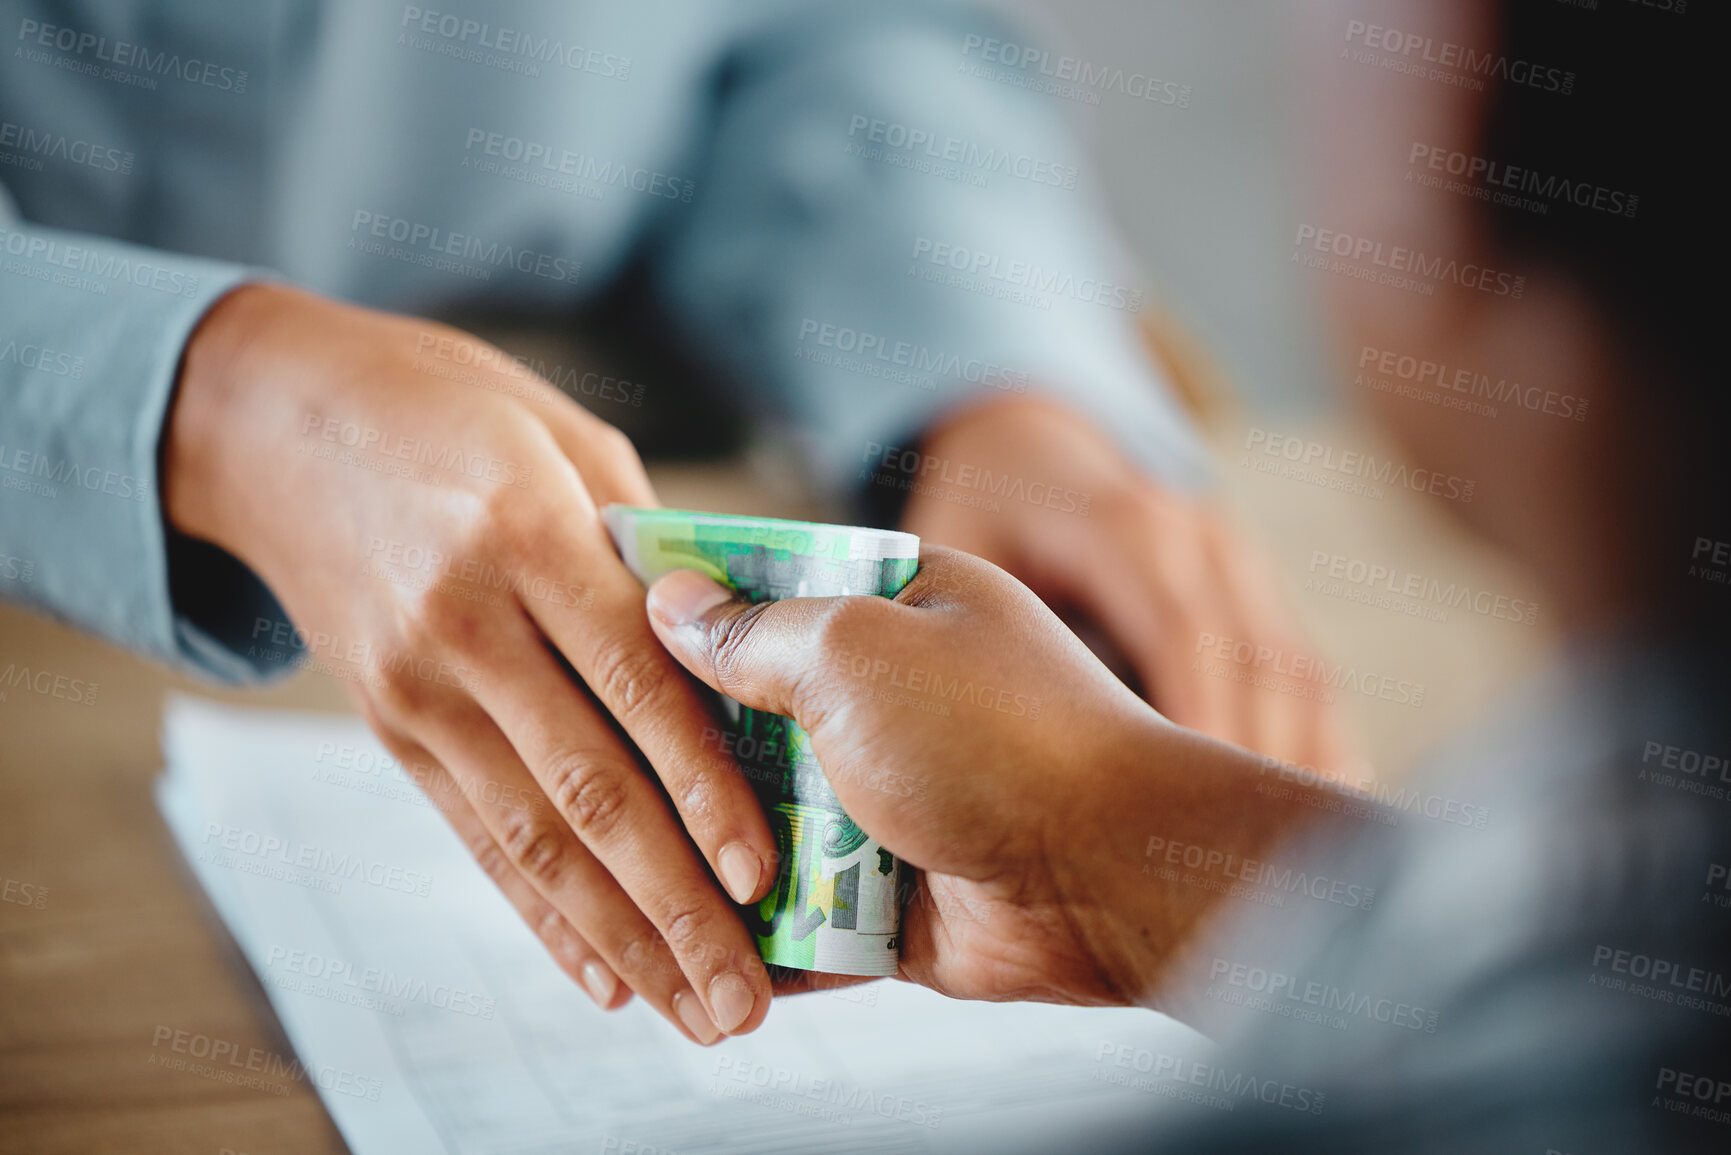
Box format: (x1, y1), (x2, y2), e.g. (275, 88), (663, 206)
(0, 451), (1553, 1154)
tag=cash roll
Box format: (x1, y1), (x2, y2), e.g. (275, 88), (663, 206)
(603, 505), (918, 977)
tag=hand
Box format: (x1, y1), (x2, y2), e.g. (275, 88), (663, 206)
(644, 549), (1337, 1013)
(165, 284), (775, 1044)
(893, 396), (1356, 775)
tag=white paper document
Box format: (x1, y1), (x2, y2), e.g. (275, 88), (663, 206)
(155, 696), (1201, 1154)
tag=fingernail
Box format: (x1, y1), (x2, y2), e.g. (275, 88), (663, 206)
(673, 989), (721, 1045)
(648, 569), (733, 629)
(581, 961), (616, 1008)
(718, 841), (763, 904)
(708, 972), (756, 1034)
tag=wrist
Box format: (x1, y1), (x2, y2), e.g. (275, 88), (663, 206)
(1042, 702), (1176, 1006)
(164, 282), (322, 569)
(1054, 713), (1339, 1010)
(164, 282), (273, 544)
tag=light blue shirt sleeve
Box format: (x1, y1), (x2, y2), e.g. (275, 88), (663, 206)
(0, 204), (284, 682)
(653, 0), (1213, 501)
(2, 0), (1211, 684)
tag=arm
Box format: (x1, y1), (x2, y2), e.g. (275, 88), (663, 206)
(648, 554), (1731, 1155)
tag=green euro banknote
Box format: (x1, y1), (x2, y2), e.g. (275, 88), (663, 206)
(603, 505), (919, 977)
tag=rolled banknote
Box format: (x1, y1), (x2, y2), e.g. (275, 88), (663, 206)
(603, 505), (918, 977)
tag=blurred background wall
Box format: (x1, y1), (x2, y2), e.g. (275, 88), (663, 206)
(1004, 0), (1334, 422)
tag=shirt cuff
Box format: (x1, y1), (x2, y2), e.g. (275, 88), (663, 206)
(0, 220), (291, 683)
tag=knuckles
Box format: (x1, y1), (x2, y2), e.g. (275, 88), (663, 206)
(475, 472), (555, 555)
(586, 631), (676, 728)
(498, 813), (569, 886)
(540, 749), (633, 843)
(672, 765), (724, 825)
(592, 422), (642, 474)
(1088, 481), (1153, 529)
(394, 582), (490, 657)
(464, 827), (512, 883)
(657, 904), (709, 956)
(706, 601), (775, 699)
(810, 594), (892, 654)
(1093, 477), (1191, 536)
(533, 905), (573, 954)
(615, 929), (678, 984)
(368, 655), (435, 723)
(706, 593), (894, 727)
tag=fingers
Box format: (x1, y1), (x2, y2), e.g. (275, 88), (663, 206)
(1197, 520), (1304, 757)
(1063, 493), (1242, 739)
(444, 608), (775, 1041)
(645, 569), (841, 717)
(645, 547), (999, 712)
(367, 366), (783, 1038)
(361, 719), (626, 1011)
(446, 796), (629, 1010)
(418, 324), (658, 510)
(406, 689), (763, 1044)
(418, 319), (656, 508)
(518, 521), (782, 908)
(1199, 520), (1359, 775)
(1069, 490), (1359, 773)
(517, 395), (783, 899)
(540, 404), (659, 509)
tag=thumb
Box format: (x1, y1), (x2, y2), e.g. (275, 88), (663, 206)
(645, 568), (837, 720)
